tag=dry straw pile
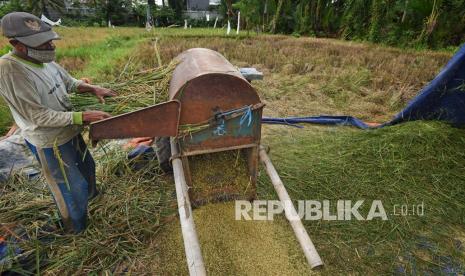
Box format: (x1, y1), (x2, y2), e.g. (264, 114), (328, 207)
(0, 143), (176, 274)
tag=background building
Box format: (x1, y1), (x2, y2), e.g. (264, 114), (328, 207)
(184, 0), (222, 21)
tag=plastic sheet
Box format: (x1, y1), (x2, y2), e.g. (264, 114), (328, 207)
(262, 45), (465, 129)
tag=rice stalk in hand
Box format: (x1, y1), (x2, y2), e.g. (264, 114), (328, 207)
(70, 61), (176, 115)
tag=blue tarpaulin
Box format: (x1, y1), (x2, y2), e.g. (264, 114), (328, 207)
(263, 44), (465, 129)
(262, 116), (372, 129)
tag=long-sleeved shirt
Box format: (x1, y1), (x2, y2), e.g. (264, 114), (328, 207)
(0, 52), (83, 148)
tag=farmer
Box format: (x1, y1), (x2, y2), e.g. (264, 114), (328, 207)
(0, 12), (116, 233)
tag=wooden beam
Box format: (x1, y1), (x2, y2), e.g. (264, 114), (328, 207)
(170, 138), (207, 276)
(259, 146), (324, 270)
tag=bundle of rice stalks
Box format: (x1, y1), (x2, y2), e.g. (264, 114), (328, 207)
(70, 61), (176, 115)
(0, 143), (177, 274)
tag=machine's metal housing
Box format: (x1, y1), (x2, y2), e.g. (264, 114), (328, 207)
(90, 48), (263, 205)
(169, 48), (263, 204)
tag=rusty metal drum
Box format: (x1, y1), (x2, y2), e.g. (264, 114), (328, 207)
(170, 48), (261, 124)
(170, 48), (263, 155)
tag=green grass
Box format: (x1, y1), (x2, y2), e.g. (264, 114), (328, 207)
(57, 35), (147, 79)
(0, 98), (12, 134)
(0, 45), (12, 56)
(151, 27), (256, 39)
(259, 121), (465, 274)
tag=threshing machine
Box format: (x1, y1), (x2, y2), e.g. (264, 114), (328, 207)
(89, 48), (323, 275)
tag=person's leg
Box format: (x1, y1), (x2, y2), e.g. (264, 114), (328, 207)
(73, 135), (98, 199)
(26, 139), (89, 233)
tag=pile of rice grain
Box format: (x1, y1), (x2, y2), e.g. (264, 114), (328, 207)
(189, 150), (256, 206)
(153, 202), (313, 275)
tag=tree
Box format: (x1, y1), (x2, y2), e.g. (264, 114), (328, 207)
(233, 0), (263, 31)
(167, 0), (184, 20)
(91, 0), (133, 25)
(8, 0), (462, 49)
(24, 0), (65, 17)
(417, 0), (440, 45)
(368, 0), (383, 42)
(0, 0), (25, 18)
(270, 0), (283, 33)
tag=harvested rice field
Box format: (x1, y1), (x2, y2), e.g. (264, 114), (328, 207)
(1, 27), (464, 275)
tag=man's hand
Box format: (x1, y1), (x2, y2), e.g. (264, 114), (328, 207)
(82, 111), (111, 124)
(77, 82), (116, 104)
(93, 87), (116, 104)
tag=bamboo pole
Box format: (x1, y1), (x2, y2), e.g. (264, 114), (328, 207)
(259, 147), (324, 269)
(170, 138), (207, 276)
(236, 11), (241, 34)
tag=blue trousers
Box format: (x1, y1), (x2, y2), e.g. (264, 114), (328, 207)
(26, 135), (97, 233)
